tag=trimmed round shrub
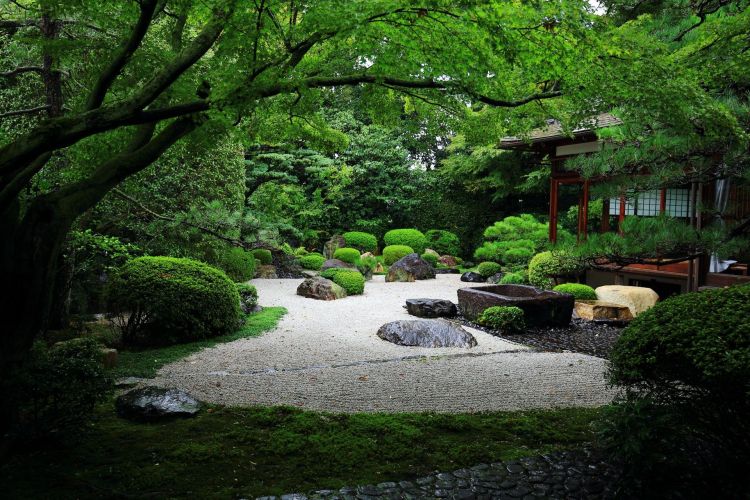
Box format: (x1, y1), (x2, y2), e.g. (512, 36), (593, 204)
(500, 272), (526, 284)
(294, 247), (309, 256)
(343, 231), (378, 253)
(382, 244), (414, 265)
(333, 247), (361, 264)
(109, 256), (242, 346)
(424, 229), (461, 256)
(528, 251), (582, 289)
(553, 283), (597, 300)
(384, 229), (427, 254)
(236, 283), (258, 313)
(503, 247), (534, 266)
(477, 261), (502, 278)
(420, 253), (438, 266)
(320, 268), (366, 295)
(251, 248), (273, 265)
(216, 247), (256, 282)
(477, 306), (525, 333)
(299, 254), (325, 270)
(602, 285), (750, 498)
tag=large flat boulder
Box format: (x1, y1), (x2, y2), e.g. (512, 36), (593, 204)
(320, 258), (355, 271)
(386, 253), (436, 282)
(405, 298), (458, 318)
(457, 284), (574, 327)
(297, 277), (347, 300)
(575, 300), (633, 322)
(595, 285), (659, 317)
(377, 319), (477, 348)
(116, 387), (201, 422)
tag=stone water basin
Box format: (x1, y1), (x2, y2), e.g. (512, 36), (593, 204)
(457, 284), (574, 327)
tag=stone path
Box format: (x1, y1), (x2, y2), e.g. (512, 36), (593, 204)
(260, 449), (619, 499)
(153, 275), (615, 412)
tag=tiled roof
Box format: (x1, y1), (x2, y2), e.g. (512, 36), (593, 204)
(499, 113), (622, 148)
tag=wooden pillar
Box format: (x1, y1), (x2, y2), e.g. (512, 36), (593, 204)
(618, 194), (626, 234)
(549, 178), (559, 243)
(601, 198), (610, 233)
(581, 180), (590, 240)
(659, 188), (667, 214)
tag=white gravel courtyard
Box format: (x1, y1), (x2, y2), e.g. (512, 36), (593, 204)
(153, 274), (615, 412)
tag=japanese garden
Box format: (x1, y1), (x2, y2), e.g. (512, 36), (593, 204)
(1, 1), (749, 498)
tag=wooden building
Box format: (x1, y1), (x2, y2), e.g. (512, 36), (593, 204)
(499, 114), (750, 298)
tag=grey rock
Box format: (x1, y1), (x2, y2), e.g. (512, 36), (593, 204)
(405, 298), (457, 318)
(256, 264), (278, 279)
(460, 271), (486, 283)
(323, 235), (346, 259)
(115, 387), (200, 421)
(486, 272), (505, 284)
(296, 277), (347, 301)
(377, 319), (477, 348)
(386, 253), (436, 282)
(320, 258), (355, 271)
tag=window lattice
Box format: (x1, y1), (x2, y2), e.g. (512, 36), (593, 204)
(608, 188), (692, 217)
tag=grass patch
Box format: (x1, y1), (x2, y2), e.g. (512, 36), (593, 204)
(1, 405), (602, 498)
(113, 307), (286, 378)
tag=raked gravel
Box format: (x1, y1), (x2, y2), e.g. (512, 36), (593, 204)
(152, 274), (615, 412)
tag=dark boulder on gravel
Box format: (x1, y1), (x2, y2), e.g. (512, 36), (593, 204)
(405, 298), (458, 318)
(116, 387), (201, 421)
(386, 253), (436, 282)
(460, 271), (485, 283)
(297, 277), (347, 300)
(377, 319), (476, 348)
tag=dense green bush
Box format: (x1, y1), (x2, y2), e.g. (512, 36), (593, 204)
(382, 245), (414, 265)
(343, 231), (378, 253)
(424, 229), (461, 256)
(333, 247), (361, 264)
(601, 285), (750, 498)
(215, 247), (256, 282)
(236, 283), (258, 313)
(474, 214), (573, 266)
(251, 248), (273, 265)
(477, 261), (502, 278)
(109, 257), (242, 346)
(474, 239), (536, 265)
(294, 247), (309, 256)
(553, 283), (597, 300)
(420, 253), (438, 266)
(527, 251), (582, 289)
(384, 229), (427, 254)
(477, 306), (525, 333)
(7, 338), (111, 439)
(320, 268), (366, 295)
(500, 272), (526, 284)
(356, 255), (379, 277)
(299, 254), (325, 270)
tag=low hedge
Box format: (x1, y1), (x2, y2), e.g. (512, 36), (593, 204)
(382, 245), (414, 265)
(500, 272), (526, 285)
(320, 268), (366, 295)
(343, 231), (378, 253)
(109, 256), (242, 346)
(299, 254), (325, 270)
(553, 283), (597, 300)
(424, 229), (461, 256)
(477, 261), (502, 278)
(384, 229), (427, 254)
(528, 251), (582, 289)
(251, 248), (273, 265)
(333, 247), (361, 264)
(216, 247), (256, 282)
(477, 306), (525, 333)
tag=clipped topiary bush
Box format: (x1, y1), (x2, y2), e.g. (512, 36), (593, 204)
(528, 251), (582, 289)
(477, 261), (502, 278)
(384, 229), (427, 254)
(343, 231), (378, 253)
(477, 306), (525, 333)
(109, 256), (242, 346)
(299, 254), (325, 271)
(601, 285), (750, 498)
(236, 283), (258, 313)
(500, 272), (526, 284)
(320, 268), (366, 295)
(382, 245), (414, 265)
(420, 253), (438, 266)
(424, 229), (461, 256)
(251, 248), (273, 265)
(216, 246), (256, 282)
(333, 247), (361, 264)
(553, 283), (597, 301)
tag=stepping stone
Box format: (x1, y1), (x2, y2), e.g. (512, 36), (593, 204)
(377, 319), (477, 348)
(594, 285), (658, 317)
(574, 300), (633, 322)
(405, 298), (458, 318)
(115, 387), (201, 422)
